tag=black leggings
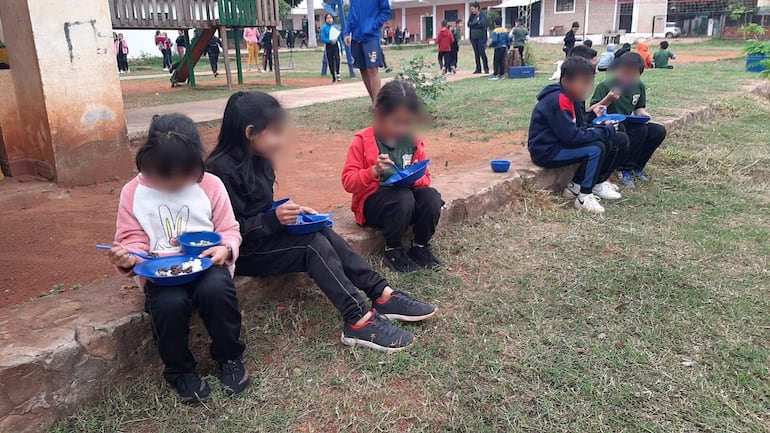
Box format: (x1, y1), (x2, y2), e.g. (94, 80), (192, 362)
(263, 48), (273, 71)
(438, 52), (451, 73)
(208, 50), (219, 73)
(236, 227), (388, 323)
(146, 266), (245, 381)
(470, 38), (489, 72)
(363, 187), (444, 249)
(325, 42), (340, 80)
(493, 47), (507, 76)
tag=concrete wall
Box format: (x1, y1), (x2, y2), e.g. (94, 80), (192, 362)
(0, 0), (133, 184)
(388, 1), (498, 41)
(541, 0), (616, 37)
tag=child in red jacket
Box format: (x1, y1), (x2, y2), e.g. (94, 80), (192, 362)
(342, 81), (444, 273)
(436, 20), (455, 74)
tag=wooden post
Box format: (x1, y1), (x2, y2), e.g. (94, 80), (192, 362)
(220, 25), (234, 89)
(272, 26), (281, 86)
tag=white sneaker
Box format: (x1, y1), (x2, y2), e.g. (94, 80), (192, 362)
(592, 181), (622, 200)
(574, 193), (605, 214)
(562, 181), (580, 199)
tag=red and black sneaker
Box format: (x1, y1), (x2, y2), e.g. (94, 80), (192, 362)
(375, 290), (437, 322)
(341, 311), (415, 353)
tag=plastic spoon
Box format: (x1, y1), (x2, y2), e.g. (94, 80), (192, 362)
(95, 245), (156, 260)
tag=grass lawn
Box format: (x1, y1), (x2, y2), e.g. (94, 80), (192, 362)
(51, 77), (770, 433)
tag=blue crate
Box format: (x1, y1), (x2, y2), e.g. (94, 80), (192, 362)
(508, 66), (536, 79)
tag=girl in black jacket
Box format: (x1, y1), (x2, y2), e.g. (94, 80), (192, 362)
(207, 91), (437, 353)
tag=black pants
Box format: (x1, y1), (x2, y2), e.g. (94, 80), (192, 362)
(573, 132), (630, 184)
(438, 52), (450, 73)
(516, 46), (525, 65)
(145, 266), (246, 382)
(363, 187), (444, 249)
(236, 227), (388, 323)
(117, 54), (128, 72)
(263, 48), (273, 71)
(620, 123), (666, 171)
(208, 50), (219, 73)
(492, 47), (507, 76)
(450, 42), (459, 69)
(470, 38), (489, 73)
(162, 49), (173, 69)
(325, 42), (340, 80)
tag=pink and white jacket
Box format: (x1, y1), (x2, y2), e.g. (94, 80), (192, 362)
(114, 173), (241, 283)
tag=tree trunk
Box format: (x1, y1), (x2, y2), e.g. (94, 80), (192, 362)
(306, 0), (318, 48)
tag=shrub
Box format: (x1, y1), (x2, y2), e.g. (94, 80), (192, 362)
(741, 23), (766, 40)
(395, 55), (449, 108)
(743, 40), (770, 56)
(523, 42), (536, 67)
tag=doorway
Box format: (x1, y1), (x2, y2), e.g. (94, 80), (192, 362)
(423, 16), (433, 40)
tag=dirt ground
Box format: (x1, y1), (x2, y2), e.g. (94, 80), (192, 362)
(675, 51), (742, 63)
(0, 127), (524, 307)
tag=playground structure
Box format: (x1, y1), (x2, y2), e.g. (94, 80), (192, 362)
(109, 0), (282, 87)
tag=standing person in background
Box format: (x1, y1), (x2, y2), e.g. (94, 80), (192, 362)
(344, 0), (391, 107)
(286, 30), (296, 49)
(467, 2), (489, 75)
(155, 31), (170, 71)
(488, 16), (510, 80)
(262, 27), (274, 72)
(206, 33), (223, 77)
(511, 18), (528, 66)
(162, 32), (174, 71)
(243, 27), (260, 72)
(321, 13), (342, 83)
(403, 28), (410, 44)
(563, 21), (579, 57)
(115, 33), (129, 73)
(450, 20), (462, 73)
(299, 30), (309, 48)
(436, 20), (455, 75)
(175, 31), (186, 59)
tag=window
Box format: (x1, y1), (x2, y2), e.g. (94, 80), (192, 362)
(444, 9), (458, 22)
(555, 0), (575, 13)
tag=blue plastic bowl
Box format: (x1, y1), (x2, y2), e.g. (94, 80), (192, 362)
(134, 255), (213, 286)
(270, 197), (291, 210)
(490, 159), (511, 173)
(384, 160), (431, 187)
(179, 231), (222, 257)
(286, 213), (334, 235)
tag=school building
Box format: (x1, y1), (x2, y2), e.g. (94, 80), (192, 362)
(386, 0), (668, 42)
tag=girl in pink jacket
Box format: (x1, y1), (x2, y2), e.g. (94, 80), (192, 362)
(107, 113), (248, 404)
(114, 33), (129, 73)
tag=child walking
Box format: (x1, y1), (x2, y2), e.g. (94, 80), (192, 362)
(342, 81), (444, 273)
(320, 13), (342, 83)
(528, 56), (618, 214)
(108, 114), (248, 404)
(207, 91), (438, 353)
(489, 16), (511, 80)
(206, 33), (223, 77)
(436, 20), (455, 75)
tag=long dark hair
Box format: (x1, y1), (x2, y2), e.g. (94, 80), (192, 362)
(374, 80), (424, 116)
(207, 91), (286, 188)
(136, 113), (205, 182)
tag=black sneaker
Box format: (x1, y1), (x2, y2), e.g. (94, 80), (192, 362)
(168, 373), (211, 404)
(408, 244), (441, 269)
(376, 290), (437, 322)
(219, 359), (251, 396)
(383, 247), (418, 273)
(341, 311), (415, 353)
(472, 70), (482, 74)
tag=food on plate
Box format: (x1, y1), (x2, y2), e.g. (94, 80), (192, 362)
(157, 258), (203, 277)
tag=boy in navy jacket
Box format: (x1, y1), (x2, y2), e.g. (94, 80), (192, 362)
(344, 0), (391, 105)
(528, 56), (617, 214)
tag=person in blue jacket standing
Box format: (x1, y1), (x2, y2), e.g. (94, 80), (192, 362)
(321, 13), (342, 83)
(344, 0), (391, 106)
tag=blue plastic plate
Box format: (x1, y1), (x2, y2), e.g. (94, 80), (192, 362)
(625, 115), (651, 124)
(286, 213), (334, 235)
(384, 160), (431, 187)
(593, 114), (627, 125)
(134, 255), (213, 286)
